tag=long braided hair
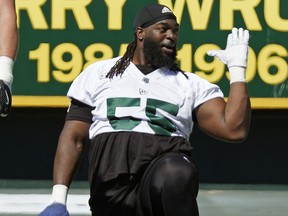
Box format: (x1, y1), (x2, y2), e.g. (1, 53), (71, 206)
(106, 35), (187, 79)
(106, 35), (137, 79)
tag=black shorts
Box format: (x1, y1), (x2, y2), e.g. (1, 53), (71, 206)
(90, 152), (199, 216)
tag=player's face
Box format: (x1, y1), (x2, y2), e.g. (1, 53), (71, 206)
(143, 19), (179, 69)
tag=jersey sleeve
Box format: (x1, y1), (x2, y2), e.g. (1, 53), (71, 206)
(186, 72), (224, 110)
(66, 99), (93, 123)
(67, 57), (120, 107)
(194, 82), (224, 109)
(67, 67), (95, 107)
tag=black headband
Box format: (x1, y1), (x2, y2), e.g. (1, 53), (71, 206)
(133, 4), (177, 30)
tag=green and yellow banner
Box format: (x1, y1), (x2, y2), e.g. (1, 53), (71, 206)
(13, 0), (288, 108)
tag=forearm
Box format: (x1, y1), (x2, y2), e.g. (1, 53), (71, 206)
(53, 120), (89, 187)
(224, 82), (251, 140)
(0, 23), (18, 59)
(0, 1), (18, 59)
(53, 140), (85, 187)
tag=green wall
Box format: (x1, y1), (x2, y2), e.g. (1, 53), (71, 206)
(1, 108), (288, 184)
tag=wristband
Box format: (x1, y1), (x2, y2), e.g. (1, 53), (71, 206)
(228, 66), (246, 84)
(51, 184), (68, 205)
(0, 56), (14, 88)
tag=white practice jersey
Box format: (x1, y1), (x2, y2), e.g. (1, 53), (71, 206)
(67, 57), (224, 140)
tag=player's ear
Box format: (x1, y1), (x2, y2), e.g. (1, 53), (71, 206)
(136, 27), (144, 42)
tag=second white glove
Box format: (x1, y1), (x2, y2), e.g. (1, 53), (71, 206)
(207, 27), (249, 69)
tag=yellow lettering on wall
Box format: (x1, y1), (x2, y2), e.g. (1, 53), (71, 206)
(177, 44), (192, 72)
(265, 0), (288, 32)
(220, 0), (262, 30)
(52, 43), (83, 82)
(16, 0), (48, 29)
(51, 0), (93, 30)
(29, 43), (50, 82)
(195, 44), (225, 83)
(83, 43), (113, 69)
(258, 44), (288, 85)
(159, 0), (214, 30)
(105, 0), (127, 30)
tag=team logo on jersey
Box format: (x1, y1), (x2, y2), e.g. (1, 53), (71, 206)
(139, 88), (148, 95)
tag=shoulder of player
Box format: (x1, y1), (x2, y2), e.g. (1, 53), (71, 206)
(182, 71), (209, 83)
(79, 56), (121, 78)
(179, 71), (221, 91)
(85, 56), (121, 71)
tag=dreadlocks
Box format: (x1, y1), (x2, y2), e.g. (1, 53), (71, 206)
(106, 36), (137, 79)
(106, 35), (188, 79)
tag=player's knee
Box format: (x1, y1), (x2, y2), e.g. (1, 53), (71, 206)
(138, 153), (199, 216)
(150, 153), (198, 196)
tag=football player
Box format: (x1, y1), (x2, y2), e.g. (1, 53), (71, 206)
(39, 3), (250, 216)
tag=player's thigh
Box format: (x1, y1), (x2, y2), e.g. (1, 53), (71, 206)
(137, 152), (199, 216)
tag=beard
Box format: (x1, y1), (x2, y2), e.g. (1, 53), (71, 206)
(143, 37), (177, 69)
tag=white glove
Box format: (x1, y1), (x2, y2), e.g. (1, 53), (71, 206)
(207, 27), (249, 68)
(207, 28), (250, 83)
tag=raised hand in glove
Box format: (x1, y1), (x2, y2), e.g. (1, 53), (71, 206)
(207, 27), (250, 83)
(0, 80), (12, 117)
(207, 27), (249, 68)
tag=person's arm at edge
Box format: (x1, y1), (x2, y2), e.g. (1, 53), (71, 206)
(0, 0), (19, 117)
(0, 0), (18, 60)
